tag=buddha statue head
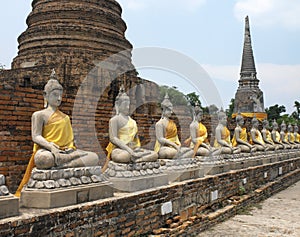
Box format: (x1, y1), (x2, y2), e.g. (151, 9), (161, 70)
(217, 110), (227, 126)
(251, 116), (259, 128)
(272, 119), (278, 130)
(262, 119), (269, 129)
(288, 123), (293, 132)
(161, 93), (173, 118)
(281, 121), (286, 131)
(193, 102), (203, 122)
(236, 113), (244, 126)
(115, 85), (130, 115)
(43, 69), (63, 108)
(294, 124), (299, 133)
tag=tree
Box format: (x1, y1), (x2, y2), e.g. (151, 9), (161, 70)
(159, 85), (187, 106)
(265, 104), (286, 121)
(226, 98), (235, 118)
(293, 101), (300, 120)
(185, 92), (201, 107)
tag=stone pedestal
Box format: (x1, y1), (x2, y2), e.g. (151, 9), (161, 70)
(109, 174), (168, 192)
(20, 182), (113, 209)
(0, 195), (19, 219)
(104, 161), (168, 192)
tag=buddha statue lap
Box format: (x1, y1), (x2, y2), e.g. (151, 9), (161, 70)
(261, 119), (279, 150)
(103, 86), (158, 169)
(249, 117), (269, 151)
(185, 103), (217, 157)
(155, 94), (194, 159)
(214, 111), (240, 154)
(231, 114), (256, 153)
(15, 70), (99, 197)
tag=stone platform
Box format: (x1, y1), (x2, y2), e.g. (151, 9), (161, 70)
(0, 195), (19, 219)
(20, 166), (113, 208)
(20, 182), (113, 209)
(104, 161), (168, 192)
(160, 158), (204, 182)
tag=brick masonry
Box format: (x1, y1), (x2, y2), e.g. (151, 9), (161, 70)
(0, 156), (299, 236)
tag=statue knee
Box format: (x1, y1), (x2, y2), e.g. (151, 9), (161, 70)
(34, 150), (55, 169)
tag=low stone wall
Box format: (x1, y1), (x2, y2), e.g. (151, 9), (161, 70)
(0, 155), (299, 237)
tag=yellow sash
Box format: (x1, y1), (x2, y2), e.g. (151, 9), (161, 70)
(266, 130), (274, 144)
(289, 133), (295, 142)
(106, 117), (141, 159)
(16, 110), (75, 197)
(250, 129), (264, 145)
(154, 120), (180, 152)
(189, 122), (208, 148)
(274, 131), (281, 142)
(295, 133), (300, 143)
(232, 127), (247, 147)
(214, 126), (231, 148)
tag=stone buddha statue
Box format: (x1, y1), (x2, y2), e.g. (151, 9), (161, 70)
(214, 111), (240, 154)
(271, 120), (284, 149)
(261, 119), (278, 150)
(186, 103), (216, 157)
(249, 116), (268, 151)
(154, 94), (194, 159)
(294, 124), (300, 144)
(104, 85), (158, 167)
(231, 114), (256, 153)
(280, 121), (291, 149)
(287, 123), (299, 149)
(16, 70), (99, 196)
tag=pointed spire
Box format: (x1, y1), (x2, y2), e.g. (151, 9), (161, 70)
(240, 16), (257, 79)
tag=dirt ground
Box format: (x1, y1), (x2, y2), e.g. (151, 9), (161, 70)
(198, 181), (300, 237)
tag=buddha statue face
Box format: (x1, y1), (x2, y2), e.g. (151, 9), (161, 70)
(281, 123), (286, 131)
(288, 124), (293, 132)
(161, 93), (173, 118)
(194, 104), (203, 122)
(273, 122), (278, 130)
(262, 120), (269, 129)
(46, 89), (63, 108)
(118, 98), (130, 116)
(236, 115), (244, 126)
(43, 69), (63, 108)
(294, 125), (299, 133)
(218, 112), (227, 126)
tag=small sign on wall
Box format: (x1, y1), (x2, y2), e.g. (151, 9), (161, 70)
(161, 201), (172, 215)
(264, 172), (268, 178)
(211, 190), (218, 201)
(279, 167), (283, 175)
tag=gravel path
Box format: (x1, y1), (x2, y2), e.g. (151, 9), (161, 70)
(199, 181), (300, 237)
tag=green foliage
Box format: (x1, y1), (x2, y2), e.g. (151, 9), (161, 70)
(293, 101), (300, 120)
(265, 104), (286, 121)
(185, 92), (201, 107)
(159, 85), (188, 106)
(226, 98), (235, 118)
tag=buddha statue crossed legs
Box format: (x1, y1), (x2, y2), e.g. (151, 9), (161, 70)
(214, 111), (240, 154)
(105, 86), (158, 166)
(155, 94), (194, 159)
(231, 114), (256, 153)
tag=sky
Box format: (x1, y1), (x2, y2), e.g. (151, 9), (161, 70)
(1, 0), (299, 114)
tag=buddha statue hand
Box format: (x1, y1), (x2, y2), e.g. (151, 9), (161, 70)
(55, 149), (88, 167)
(130, 148), (152, 162)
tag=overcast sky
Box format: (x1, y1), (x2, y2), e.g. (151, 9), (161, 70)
(1, 0), (299, 113)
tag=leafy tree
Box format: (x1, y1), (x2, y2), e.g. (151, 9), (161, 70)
(185, 92), (201, 107)
(265, 104), (286, 121)
(226, 98), (235, 118)
(293, 101), (300, 120)
(159, 85), (188, 106)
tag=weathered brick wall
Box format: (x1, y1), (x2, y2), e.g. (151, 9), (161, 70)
(0, 157), (299, 236)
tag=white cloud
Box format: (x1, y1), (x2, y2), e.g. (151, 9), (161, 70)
(234, 0), (300, 30)
(118, 0), (206, 12)
(203, 63), (300, 113)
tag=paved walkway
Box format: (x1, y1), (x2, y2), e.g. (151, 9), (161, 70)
(199, 181), (300, 237)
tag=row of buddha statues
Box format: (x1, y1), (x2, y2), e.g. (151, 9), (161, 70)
(15, 70), (300, 195)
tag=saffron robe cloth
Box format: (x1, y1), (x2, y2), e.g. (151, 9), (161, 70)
(273, 131), (281, 142)
(106, 117), (141, 159)
(185, 122), (208, 148)
(232, 127), (248, 147)
(214, 126), (231, 148)
(295, 133), (300, 142)
(288, 133), (295, 142)
(265, 130), (274, 144)
(154, 120), (181, 153)
(15, 110), (76, 197)
(250, 129), (265, 145)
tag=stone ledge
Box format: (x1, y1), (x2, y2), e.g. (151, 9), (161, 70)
(20, 181), (113, 209)
(0, 195), (19, 219)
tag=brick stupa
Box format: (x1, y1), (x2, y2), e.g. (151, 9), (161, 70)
(233, 16), (267, 120)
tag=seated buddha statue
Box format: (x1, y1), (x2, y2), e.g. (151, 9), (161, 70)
(16, 70), (99, 196)
(186, 103), (216, 157)
(249, 116), (268, 151)
(287, 123), (299, 149)
(214, 111), (240, 154)
(104, 85), (158, 167)
(280, 121), (291, 149)
(154, 94), (194, 159)
(231, 114), (256, 153)
(271, 120), (285, 149)
(294, 124), (300, 144)
(261, 119), (278, 150)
